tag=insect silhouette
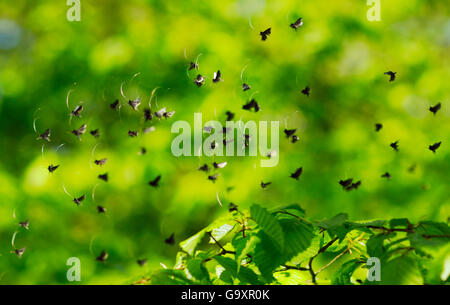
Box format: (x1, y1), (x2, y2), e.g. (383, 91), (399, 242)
(228, 202), (238, 212)
(384, 71), (397, 82)
(73, 194), (86, 206)
(210, 141), (218, 150)
(261, 181), (272, 188)
(290, 167), (303, 180)
(340, 179), (361, 191)
(14, 247), (26, 258)
(223, 138), (234, 146)
(390, 141), (399, 152)
(284, 129), (296, 138)
(198, 164), (210, 172)
(339, 178), (353, 189)
(48, 164), (59, 173)
(90, 129), (100, 138)
(71, 105), (83, 117)
(242, 83), (251, 91)
(194, 74), (205, 87)
(242, 99), (260, 112)
(98, 173), (108, 182)
(139, 147), (147, 155)
(144, 108), (153, 121)
(189, 62), (198, 70)
(37, 128), (51, 142)
(381, 172), (392, 179)
(110, 99), (119, 110)
(128, 98), (141, 111)
(149, 175), (161, 187)
(165, 233), (175, 245)
(225, 111), (235, 121)
(208, 174), (219, 183)
(213, 161), (227, 169)
(72, 124), (87, 139)
(94, 158), (107, 166)
(97, 206), (106, 213)
(428, 142), (441, 153)
(291, 135), (299, 143)
(429, 103), (441, 115)
(301, 86), (310, 96)
(212, 70), (222, 83)
(260, 28), (271, 41)
(19, 220), (30, 230)
(375, 123), (383, 132)
(96, 250), (108, 262)
(137, 258), (148, 266)
(290, 17), (303, 30)
(163, 110), (175, 119)
(128, 130), (138, 137)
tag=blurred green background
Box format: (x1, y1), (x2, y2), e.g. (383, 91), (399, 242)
(0, 0), (448, 284)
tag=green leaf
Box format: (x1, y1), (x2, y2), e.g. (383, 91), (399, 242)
(279, 218), (314, 261)
(180, 230), (206, 256)
(251, 204), (285, 250)
(209, 223), (235, 243)
(376, 255), (424, 285)
(214, 256), (237, 278)
(186, 258), (210, 282)
(150, 269), (193, 285)
(252, 231), (283, 282)
(275, 203), (306, 218)
(389, 218), (409, 228)
(331, 259), (363, 285)
(366, 233), (394, 258)
(238, 266), (263, 284)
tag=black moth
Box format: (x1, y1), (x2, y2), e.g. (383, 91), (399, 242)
(208, 174), (219, 182)
(144, 108), (153, 121)
(228, 202), (238, 212)
(213, 161), (227, 169)
(73, 194), (85, 205)
(48, 164), (59, 173)
(290, 167), (303, 180)
(98, 173), (108, 182)
(198, 164), (210, 172)
(19, 220), (29, 230)
(194, 74), (205, 87)
(137, 258), (148, 266)
(290, 17), (303, 30)
(260, 28), (271, 41)
(189, 61), (198, 70)
(97, 206), (107, 213)
(96, 250), (108, 262)
(339, 178), (361, 191)
(213, 70), (222, 83)
(381, 172), (392, 179)
(14, 247), (26, 258)
(90, 129), (100, 138)
(128, 98), (141, 111)
(128, 130), (138, 137)
(428, 142), (441, 153)
(429, 103), (441, 115)
(165, 233), (175, 245)
(390, 140), (399, 152)
(37, 128), (51, 142)
(110, 99), (119, 110)
(242, 83), (251, 91)
(301, 86), (310, 96)
(225, 111), (235, 121)
(71, 105), (83, 117)
(384, 71), (397, 82)
(72, 124), (87, 139)
(94, 158), (107, 166)
(149, 175), (161, 187)
(261, 181), (272, 188)
(291, 135), (299, 143)
(242, 99), (260, 112)
(284, 129), (296, 138)
(375, 123), (383, 132)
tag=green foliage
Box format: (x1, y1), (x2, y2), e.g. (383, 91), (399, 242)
(148, 204), (450, 285)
